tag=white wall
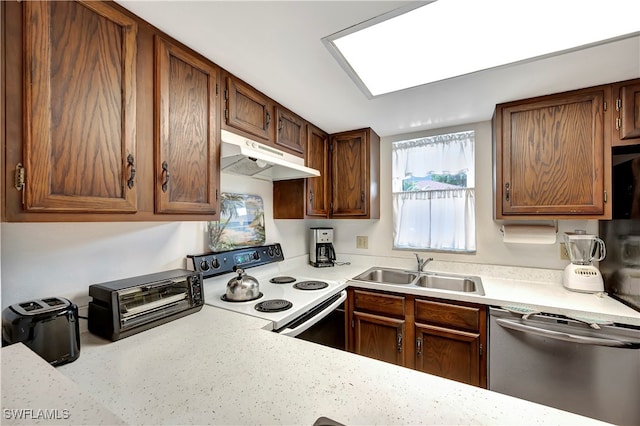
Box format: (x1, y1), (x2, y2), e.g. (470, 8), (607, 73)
(1, 120), (596, 308)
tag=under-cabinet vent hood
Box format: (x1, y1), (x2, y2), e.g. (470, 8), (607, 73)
(220, 129), (320, 181)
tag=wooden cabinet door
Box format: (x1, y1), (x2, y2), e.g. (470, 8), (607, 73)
(306, 125), (330, 218)
(415, 323), (480, 386)
(224, 76), (273, 141)
(414, 298), (486, 387)
(353, 311), (406, 367)
(22, 1), (137, 212)
(331, 129), (369, 217)
(154, 36), (219, 215)
(613, 80), (640, 147)
(495, 86), (611, 218)
(275, 106), (305, 155)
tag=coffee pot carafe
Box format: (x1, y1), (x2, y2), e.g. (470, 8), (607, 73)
(310, 227), (336, 267)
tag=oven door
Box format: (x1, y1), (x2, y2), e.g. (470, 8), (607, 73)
(276, 290), (346, 338)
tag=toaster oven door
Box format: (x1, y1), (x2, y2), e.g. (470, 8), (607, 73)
(118, 279), (194, 330)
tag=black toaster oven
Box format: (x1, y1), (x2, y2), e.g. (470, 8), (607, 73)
(88, 269), (204, 341)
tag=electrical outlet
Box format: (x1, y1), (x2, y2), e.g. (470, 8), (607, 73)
(356, 236), (368, 249)
(560, 243), (569, 260)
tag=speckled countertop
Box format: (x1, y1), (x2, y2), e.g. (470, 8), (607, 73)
(53, 307), (606, 425)
(3, 255), (637, 425)
(1, 343), (125, 425)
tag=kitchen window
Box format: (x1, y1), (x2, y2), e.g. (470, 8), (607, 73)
(392, 130), (476, 252)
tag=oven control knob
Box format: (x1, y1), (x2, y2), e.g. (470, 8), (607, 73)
(252, 251), (260, 260)
(267, 246), (274, 257)
(200, 260), (210, 271)
(273, 245), (281, 257)
(211, 258), (220, 269)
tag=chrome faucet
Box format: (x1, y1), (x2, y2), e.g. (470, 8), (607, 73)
(415, 253), (433, 272)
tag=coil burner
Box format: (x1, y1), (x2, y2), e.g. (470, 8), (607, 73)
(293, 281), (329, 291)
(221, 293), (263, 303)
(269, 276), (296, 284)
(254, 299), (293, 313)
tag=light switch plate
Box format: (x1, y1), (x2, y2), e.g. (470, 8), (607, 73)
(356, 236), (368, 249)
(560, 243), (569, 260)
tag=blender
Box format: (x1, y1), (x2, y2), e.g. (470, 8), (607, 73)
(563, 231), (606, 293)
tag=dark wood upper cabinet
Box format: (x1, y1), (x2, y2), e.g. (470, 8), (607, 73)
(494, 85), (612, 219)
(2, 0), (225, 222)
(305, 125), (330, 217)
(223, 75), (274, 142)
(22, 1), (138, 213)
(331, 128), (380, 218)
(612, 79), (640, 147)
(273, 127), (380, 219)
(154, 36), (220, 215)
(275, 106), (305, 155)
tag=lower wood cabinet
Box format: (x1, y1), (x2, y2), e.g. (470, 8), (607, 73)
(346, 287), (487, 388)
(353, 311), (405, 366)
(414, 299), (485, 387)
(349, 289), (407, 366)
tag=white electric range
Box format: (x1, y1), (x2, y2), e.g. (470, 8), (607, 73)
(187, 244), (347, 335)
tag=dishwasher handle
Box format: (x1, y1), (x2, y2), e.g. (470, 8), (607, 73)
(495, 318), (640, 348)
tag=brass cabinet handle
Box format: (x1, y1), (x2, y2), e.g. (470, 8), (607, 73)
(161, 161), (170, 193)
(127, 154), (136, 189)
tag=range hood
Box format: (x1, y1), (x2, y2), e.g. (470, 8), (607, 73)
(220, 129), (320, 181)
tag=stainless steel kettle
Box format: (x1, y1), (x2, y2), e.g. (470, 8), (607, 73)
(226, 268), (260, 301)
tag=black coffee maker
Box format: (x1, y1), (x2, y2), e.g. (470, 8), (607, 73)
(309, 227), (336, 267)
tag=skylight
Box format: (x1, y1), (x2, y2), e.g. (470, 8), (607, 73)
(323, 0), (640, 98)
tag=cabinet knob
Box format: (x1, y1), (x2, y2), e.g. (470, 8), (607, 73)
(161, 161), (170, 193)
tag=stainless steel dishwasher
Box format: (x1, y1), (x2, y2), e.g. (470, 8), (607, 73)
(488, 307), (640, 425)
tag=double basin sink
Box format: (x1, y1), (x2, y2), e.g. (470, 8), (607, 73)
(352, 267), (485, 296)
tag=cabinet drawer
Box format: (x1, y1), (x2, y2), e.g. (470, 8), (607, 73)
(353, 289), (405, 318)
(415, 299), (480, 332)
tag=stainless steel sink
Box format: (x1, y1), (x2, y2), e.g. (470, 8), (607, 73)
(415, 273), (485, 295)
(352, 267), (485, 295)
(352, 267), (418, 285)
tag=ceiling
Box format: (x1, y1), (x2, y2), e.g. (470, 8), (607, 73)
(116, 1), (640, 138)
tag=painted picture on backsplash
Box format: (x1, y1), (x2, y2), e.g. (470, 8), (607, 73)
(207, 193), (265, 252)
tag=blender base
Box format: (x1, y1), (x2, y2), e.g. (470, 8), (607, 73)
(563, 264), (605, 293)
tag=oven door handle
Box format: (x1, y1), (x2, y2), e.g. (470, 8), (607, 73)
(279, 290), (347, 337)
(495, 318), (640, 348)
